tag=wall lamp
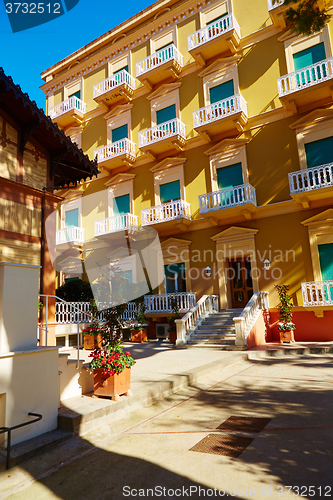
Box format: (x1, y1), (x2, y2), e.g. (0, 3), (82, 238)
(263, 259), (271, 270)
(205, 266), (212, 277)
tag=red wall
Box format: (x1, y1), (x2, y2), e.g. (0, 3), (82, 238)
(269, 310), (333, 342)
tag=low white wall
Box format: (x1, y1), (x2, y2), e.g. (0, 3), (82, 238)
(0, 348), (59, 446)
(59, 355), (94, 401)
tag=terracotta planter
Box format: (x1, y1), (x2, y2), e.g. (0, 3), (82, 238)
(131, 329), (148, 343)
(168, 330), (177, 344)
(279, 329), (295, 343)
(93, 367), (132, 401)
(83, 334), (103, 350)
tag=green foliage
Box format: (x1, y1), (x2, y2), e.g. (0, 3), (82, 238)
(167, 297), (181, 332)
(56, 279), (94, 302)
(134, 299), (147, 328)
(275, 284), (296, 331)
(89, 342), (135, 375)
(284, 0), (331, 36)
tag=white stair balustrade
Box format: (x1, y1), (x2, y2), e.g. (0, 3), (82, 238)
(136, 44), (183, 77)
(139, 118), (186, 148)
(278, 58), (333, 97)
(199, 184), (257, 214)
(175, 295), (219, 347)
(144, 292), (196, 314)
(193, 94), (247, 128)
(141, 199), (191, 225)
(233, 291), (269, 347)
(302, 281), (333, 306)
(94, 213), (139, 236)
(94, 138), (136, 163)
(56, 301), (92, 324)
(56, 227), (85, 245)
(289, 163), (333, 194)
(93, 70), (136, 98)
(268, 0), (284, 10)
(49, 96), (87, 119)
(188, 14), (240, 51)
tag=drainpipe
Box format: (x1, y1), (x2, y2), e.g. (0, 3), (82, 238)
(39, 195), (45, 342)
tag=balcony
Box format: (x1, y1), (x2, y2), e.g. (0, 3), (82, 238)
(199, 184), (257, 219)
(193, 94), (248, 140)
(289, 163), (333, 207)
(188, 14), (241, 65)
(144, 292), (196, 314)
(56, 227), (85, 247)
(94, 138), (136, 170)
(141, 199), (191, 227)
(302, 281), (333, 306)
(139, 118), (186, 156)
(277, 58), (333, 113)
(49, 97), (87, 128)
(94, 213), (139, 237)
(93, 70), (136, 106)
(136, 44), (183, 88)
(268, 0), (328, 28)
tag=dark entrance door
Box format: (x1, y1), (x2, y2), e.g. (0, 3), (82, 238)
(228, 258), (253, 309)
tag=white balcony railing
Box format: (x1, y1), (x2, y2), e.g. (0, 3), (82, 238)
(188, 13), (241, 51)
(234, 291), (269, 347)
(144, 292), (196, 314)
(49, 96), (87, 119)
(55, 301), (138, 324)
(302, 281), (333, 306)
(94, 138), (136, 163)
(93, 70), (136, 98)
(141, 199), (191, 226)
(199, 184), (257, 214)
(175, 295), (219, 347)
(136, 44), (183, 77)
(56, 227), (85, 245)
(139, 118), (186, 148)
(193, 94), (247, 128)
(289, 163), (333, 195)
(278, 57), (333, 97)
(95, 213), (139, 236)
(268, 0), (284, 10)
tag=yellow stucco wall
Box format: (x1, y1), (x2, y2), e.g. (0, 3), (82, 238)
(233, 0), (272, 38)
(82, 114), (107, 160)
(84, 65), (107, 112)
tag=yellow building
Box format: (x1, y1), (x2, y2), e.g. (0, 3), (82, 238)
(41, 0), (333, 346)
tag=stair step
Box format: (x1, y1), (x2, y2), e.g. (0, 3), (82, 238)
(193, 334), (236, 340)
(187, 344), (245, 350)
(196, 329), (236, 334)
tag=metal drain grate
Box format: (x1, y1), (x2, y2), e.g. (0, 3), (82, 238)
(190, 434), (253, 458)
(217, 416), (271, 433)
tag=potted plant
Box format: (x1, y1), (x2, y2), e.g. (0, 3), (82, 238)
(131, 300), (148, 342)
(82, 325), (104, 350)
(167, 297), (180, 344)
(89, 342), (135, 400)
(275, 284), (296, 343)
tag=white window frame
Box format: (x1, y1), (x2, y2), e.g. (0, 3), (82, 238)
(105, 174), (135, 217)
(60, 197), (82, 229)
(199, 0), (231, 29)
(201, 62), (239, 106)
(206, 141), (249, 191)
(63, 78), (84, 100)
(105, 105), (132, 144)
(150, 158), (186, 206)
(294, 116), (333, 170)
(108, 54), (131, 76)
(149, 85), (181, 127)
(150, 26), (178, 53)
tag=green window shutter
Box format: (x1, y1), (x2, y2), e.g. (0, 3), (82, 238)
(113, 66), (129, 75)
(113, 194), (130, 215)
(65, 208), (79, 227)
(293, 43), (326, 71)
(318, 243), (333, 280)
(164, 263), (186, 294)
(113, 66), (129, 84)
(305, 136), (333, 168)
(217, 163), (243, 189)
(156, 104), (176, 125)
(207, 13), (228, 26)
(112, 124), (128, 143)
(69, 91), (81, 100)
(160, 180), (181, 203)
(209, 80), (234, 104)
(156, 43), (174, 62)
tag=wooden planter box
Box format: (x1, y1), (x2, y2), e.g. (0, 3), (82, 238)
(279, 329), (295, 343)
(168, 330), (177, 344)
(93, 367), (132, 400)
(83, 334), (103, 350)
(131, 328), (148, 343)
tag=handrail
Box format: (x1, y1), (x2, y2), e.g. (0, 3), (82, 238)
(0, 412), (42, 469)
(175, 295), (219, 347)
(233, 291), (269, 347)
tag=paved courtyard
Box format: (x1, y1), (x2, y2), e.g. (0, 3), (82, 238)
(0, 352), (332, 499)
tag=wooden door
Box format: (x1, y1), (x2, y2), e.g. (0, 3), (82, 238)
(228, 258), (253, 309)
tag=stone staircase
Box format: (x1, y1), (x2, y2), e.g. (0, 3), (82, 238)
(186, 309), (245, 350)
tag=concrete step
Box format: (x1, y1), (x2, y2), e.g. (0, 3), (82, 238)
(188, 339), (236, 345)
(192, 335), (236, 341)
(0, 429), (73, 471)
(187, 344), (246, 350)
(195, 329), (236, 335)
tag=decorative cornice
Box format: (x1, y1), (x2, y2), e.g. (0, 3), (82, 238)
(289, 108), (333, 130)
(211, 226), (259, 242)
(150, 156), (187, 172)
(147, 81), (182, 101)
(198, 56), (241, 78)
(301, 209), (333, 227)
(204, 137), (250, 156)
(105, 173), (136, 187)
(104, 103), (133, 120)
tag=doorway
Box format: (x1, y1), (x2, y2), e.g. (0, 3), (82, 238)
(228, 257), (253, 309)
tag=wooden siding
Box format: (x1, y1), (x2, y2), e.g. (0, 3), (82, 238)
(0, 237), (40, 265)
(23, 141), (47, 190)
(0, 198), (41, 237)
(0, 116), (18, 181)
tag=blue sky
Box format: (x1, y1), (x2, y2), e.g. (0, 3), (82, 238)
(0, 0), (153, 110)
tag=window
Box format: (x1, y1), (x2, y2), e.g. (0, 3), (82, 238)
(164, 263), (186, 293)
(69, 91), (81, 100)
(305, 136), (333, 168)
(156, 104), (176, 124)
(293, 43), (326, 71)
(217, 163), (243, 189)
(156, 43), (174, 63)
(318, 243), (333, 280)
(112, 124), (128, 143)
(113, 194), (130, 215)
(65, 208), (79, 227)
(160, 180), (181, 203)
(113, 66), (129, 85)
(209, 80), (234, 104)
